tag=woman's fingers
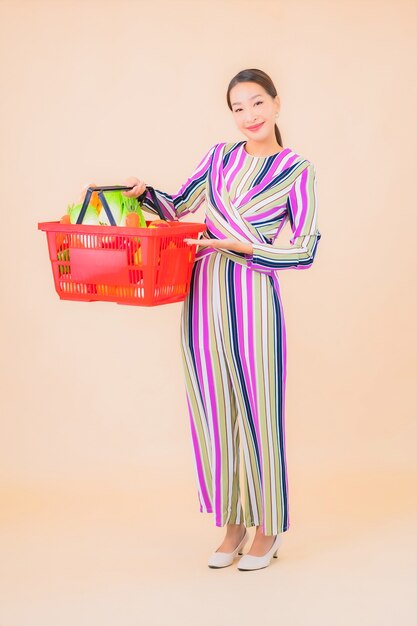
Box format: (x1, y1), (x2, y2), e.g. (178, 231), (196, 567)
(122, 186), (139, 198)
(122, 178), (146, 197)
(79, 181), (98, 202)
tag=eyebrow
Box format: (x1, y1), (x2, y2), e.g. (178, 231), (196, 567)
(231, 94), (263, 106)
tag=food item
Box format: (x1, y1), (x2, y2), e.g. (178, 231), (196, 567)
(96, 284), (137, 298)
(64, 187), (146, 228)
(68, 202), (100, 225)
(98, 191), (146, 227)
(148, 219), (171, 229)
(125, 212), (140, 228)
(79, 183), (101, 212)
(120, 195), (146, 227)
(133, 247), (142, 265)
(90, 191), (101, 211)
(97, 191), (124, 225)
(57, 248), (70, 275)
(57, 214), (71, 248)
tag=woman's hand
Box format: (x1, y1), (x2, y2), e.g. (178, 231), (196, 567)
(122, 177), (147, 198)
(184, 237), (254, 255)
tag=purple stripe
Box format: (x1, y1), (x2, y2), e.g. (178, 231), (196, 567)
(237, 148), (292, 206)
(204, 215), (229, 239)
(223, 143), (242, 183)
(224, 145), (247, 194)
(234, 265), (256, 413)
(200, 256), (223, 524)
(194, 254), (222, 523)
(245, 205), (287, 222)
(293, 167), (308, 240)
(190, 258), (219, 513)
(271, 273), (290, 527)
(194, 247), (216, 263)
(189, 261), (212, 510)
(246, 267), (264, 505)
(187, 394), (212, 511)
(210, 145), (249, 241)
(210, 144), (261, 243)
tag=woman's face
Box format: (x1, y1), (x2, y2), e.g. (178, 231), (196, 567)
(229, 82), (280, 143)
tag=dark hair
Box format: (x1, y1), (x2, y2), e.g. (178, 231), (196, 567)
(226, 68), (283, 146)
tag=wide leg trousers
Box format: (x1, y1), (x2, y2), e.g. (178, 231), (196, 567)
(180, 250), (290, 535)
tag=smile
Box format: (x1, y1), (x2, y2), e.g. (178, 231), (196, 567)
(247, 122), (264, 131)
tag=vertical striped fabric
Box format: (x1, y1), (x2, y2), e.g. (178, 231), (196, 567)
(140, 141), (322, 535)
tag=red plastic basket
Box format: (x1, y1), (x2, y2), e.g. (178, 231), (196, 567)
(38, 186), (206, 306)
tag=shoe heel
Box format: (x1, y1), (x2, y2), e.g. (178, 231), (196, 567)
(273, 549), (279, 558)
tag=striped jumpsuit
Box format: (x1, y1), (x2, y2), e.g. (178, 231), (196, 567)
(140, 141), (322, 535)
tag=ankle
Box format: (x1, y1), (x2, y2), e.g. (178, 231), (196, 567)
(226, 523), (245, 535)
(254, 526), (277, 538)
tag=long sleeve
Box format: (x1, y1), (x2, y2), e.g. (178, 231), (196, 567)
(137, 144), (217, 220)
(244, 161), (322, 271)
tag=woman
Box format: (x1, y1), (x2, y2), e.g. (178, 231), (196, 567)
(123, 68), (322, 571)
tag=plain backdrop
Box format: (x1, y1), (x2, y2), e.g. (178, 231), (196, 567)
(0, 1), (416, 625)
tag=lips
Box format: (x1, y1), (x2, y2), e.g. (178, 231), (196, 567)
(247, 122), (264, 131)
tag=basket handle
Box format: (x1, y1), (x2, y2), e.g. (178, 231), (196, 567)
(143, 186), (168, 221)
(77, 185), (167, 224)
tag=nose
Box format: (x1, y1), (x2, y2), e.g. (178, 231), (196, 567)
(243, 111), (260, 125)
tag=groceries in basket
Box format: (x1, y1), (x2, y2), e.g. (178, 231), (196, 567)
(38, 184), (206, 307)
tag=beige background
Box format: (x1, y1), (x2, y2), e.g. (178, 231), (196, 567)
(0, 0), (416, 624)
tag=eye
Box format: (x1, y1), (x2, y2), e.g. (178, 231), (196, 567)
(255, 101), (263, 106)
(234, 108), (242, 113)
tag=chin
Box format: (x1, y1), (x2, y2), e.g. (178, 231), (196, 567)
(251, 132), (269, 142)
(244, 127), (270, 140)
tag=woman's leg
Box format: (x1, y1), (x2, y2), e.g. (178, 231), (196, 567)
(180, 254), (244, 529)
(220, 262), (290, 538)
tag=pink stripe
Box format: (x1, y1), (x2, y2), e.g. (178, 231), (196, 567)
(293, 167), (308, 240)
(246, 267), (264, 520)
(187, 394), (212, 511)
(211, 144), (249, 241)
(225, 145), (247, 194)
(271, 273), (290, 527)
(200, 256), (223, 524)
(204, 216), (228, 240)
(245, 205), (287, 222)
(189, 260), (214, 511)
(234, 265), (256, 415)
(223, 143), (242, 183)
(190, 263), (205, 398)
(237, 148), (292, 206)
(284, 152), (300, 169)
(194, 247), (216, 263)
(210, 144), (262, 244)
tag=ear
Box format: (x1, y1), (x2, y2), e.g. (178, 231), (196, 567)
(274, 95), (281, 116)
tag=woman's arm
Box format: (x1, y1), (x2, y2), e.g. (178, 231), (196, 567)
(138, 144), (217, 220)
(244, 161), (322, 271)
(185, 161), (322, 272)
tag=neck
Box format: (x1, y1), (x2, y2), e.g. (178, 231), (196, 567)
(244, 137), (283, 157)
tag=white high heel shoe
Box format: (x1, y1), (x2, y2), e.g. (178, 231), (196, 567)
(237, 533), (283, 571)
(208, 528), (249, 569)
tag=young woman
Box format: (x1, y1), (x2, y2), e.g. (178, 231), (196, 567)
(123, 68), (322, 571)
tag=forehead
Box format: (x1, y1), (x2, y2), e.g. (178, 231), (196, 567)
(230, 82), (267, 105)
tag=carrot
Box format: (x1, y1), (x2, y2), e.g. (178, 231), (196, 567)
(126, 212), (140, 228)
